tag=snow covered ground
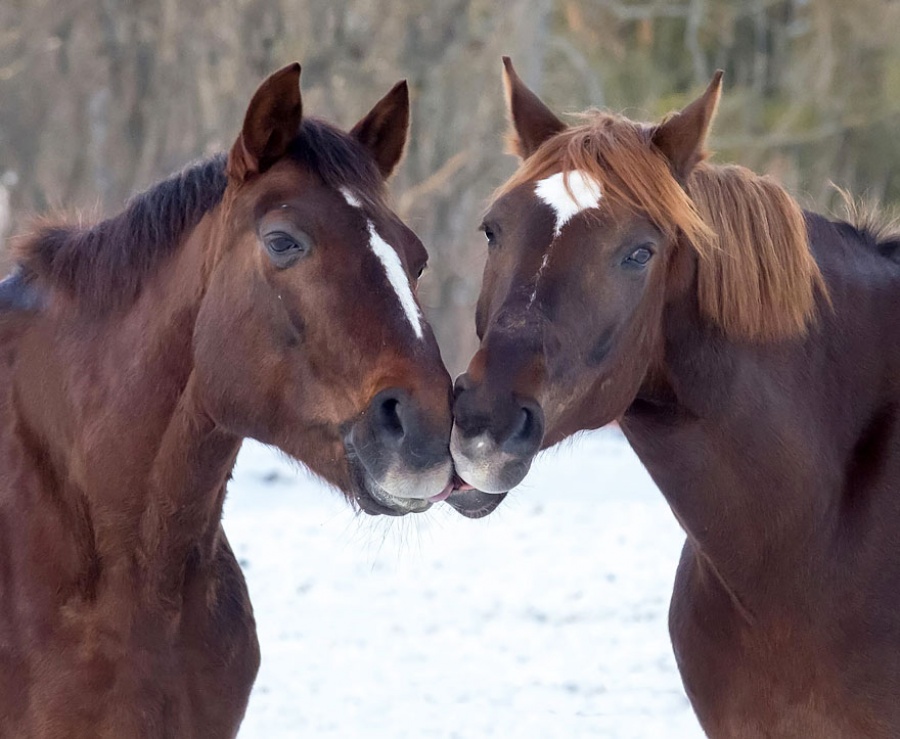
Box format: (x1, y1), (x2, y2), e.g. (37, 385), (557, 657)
(224, 429), (704, 738)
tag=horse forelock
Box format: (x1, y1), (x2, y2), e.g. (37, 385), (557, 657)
(493, 110), (826, 342)
(289, 118), (388, 214)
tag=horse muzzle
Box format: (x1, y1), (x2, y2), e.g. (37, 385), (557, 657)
(346, 386), (453, 516)
(450, 373), (545, 494)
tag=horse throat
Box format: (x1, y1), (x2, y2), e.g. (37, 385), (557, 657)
(137, 373), (242, 603)
(5, 214), (242, 609)
(620, 304), (819, 612)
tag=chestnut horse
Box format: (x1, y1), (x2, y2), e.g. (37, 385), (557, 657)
(0, 63), (463, 737)
(452, 58), (900, 736)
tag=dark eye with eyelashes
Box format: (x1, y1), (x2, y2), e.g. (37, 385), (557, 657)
(262, 229), (313, 268)
(480, 223), (498, 248)
(267, 234), (300, 253)
(622, 244), (654, 268)
(415, 262), (427, 279)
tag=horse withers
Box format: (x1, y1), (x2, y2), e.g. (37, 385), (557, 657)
(0, 63), (459, 737)
(452, 58), (900, 736)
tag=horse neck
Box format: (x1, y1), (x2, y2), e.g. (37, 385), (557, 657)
(619, 265), (859, 603)
(10, 208), (240, 600)
(623, 212), (900, 611)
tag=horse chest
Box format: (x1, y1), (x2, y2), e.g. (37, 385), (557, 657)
(669, 542), (894, 738)
(0, 532), (258, 738)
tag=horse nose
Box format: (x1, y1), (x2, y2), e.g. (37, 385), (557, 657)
(351, 387), (452, 500)
(453, 378), (544, 455)
(366, 387), (451, 460)
(451, 377), (544, 493)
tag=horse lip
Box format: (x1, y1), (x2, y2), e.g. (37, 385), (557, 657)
(343, 430), (440, 516)
(369, 482), (432, 515)
(444, 484), (507, 519)
(427, 482), (455, 503)
(354, 486), (406, 516)
(348, 461), (433, 517)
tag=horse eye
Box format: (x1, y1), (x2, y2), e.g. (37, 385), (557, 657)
(416, 263), (427, 279)
(481, 223), (498, 247)
(263, 230), (312, 266)
(624, 245), (654, 267)
(267, 235), (298, 253)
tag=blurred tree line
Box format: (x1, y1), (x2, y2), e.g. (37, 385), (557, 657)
(2, 0), (899, 370)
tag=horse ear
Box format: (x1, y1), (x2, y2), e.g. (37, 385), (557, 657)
(502, 56), (566, 159)
(228, 62), (303, 181)
(652, 70), (723, 180)
(351, 80), (410, 179)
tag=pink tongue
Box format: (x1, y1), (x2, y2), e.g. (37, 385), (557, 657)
(428, 483), (455, 503)
(428, 480), (477, 502)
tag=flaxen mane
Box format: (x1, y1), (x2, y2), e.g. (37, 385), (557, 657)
(688, 163), (824, 340)
(495, 112), (826, 341)
(14, 119), (384, 315)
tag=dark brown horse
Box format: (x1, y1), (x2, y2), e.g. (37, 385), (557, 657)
(452, 57), (900, 736)
(0, 63), (464, 738)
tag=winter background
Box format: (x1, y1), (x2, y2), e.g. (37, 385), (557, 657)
(225, 428), (704, 738)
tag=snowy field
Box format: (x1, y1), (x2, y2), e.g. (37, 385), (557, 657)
(224, 429), (704, 738)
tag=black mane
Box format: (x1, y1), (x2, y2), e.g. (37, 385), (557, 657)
(829, 189), (900, 263)
(832, 219), (900, 262)
(17, 118), (384, 313)
(20, 154), (229, 313)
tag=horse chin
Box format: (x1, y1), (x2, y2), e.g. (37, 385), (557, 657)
(443, 476), (507, 519)
(342, 456), (506, 518)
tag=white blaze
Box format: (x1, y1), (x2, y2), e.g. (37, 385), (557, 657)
(340, 186), (423, 340)
(366, 223), (424, 339)
(534, 170), (602, 237)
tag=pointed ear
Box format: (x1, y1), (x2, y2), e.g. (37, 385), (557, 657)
(351, 80), (410, 179)
(502, 56), (566, 159)
(652, 70), (723, 180)
(228, 62), (303, 181)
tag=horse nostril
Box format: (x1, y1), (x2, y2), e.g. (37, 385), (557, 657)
(511, 407), (534, 443)
(373, 392), (406, 445)
(453, 373), (473, 401)
(504, 399), (544, 455)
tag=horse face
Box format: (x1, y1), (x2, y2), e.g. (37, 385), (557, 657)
(194, 64), (453, 516)
(452, 178), (673, 493)
(452, 58), (720, 495)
